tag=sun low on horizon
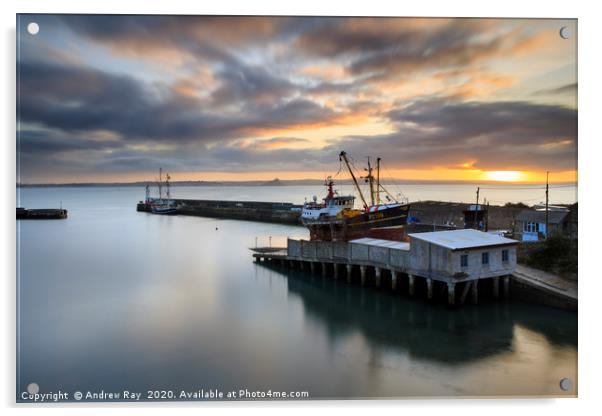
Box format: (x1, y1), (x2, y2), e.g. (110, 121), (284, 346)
(16, 15), (577, 185)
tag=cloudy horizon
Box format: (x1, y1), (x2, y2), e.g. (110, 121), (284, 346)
(17, 15), (577, 184)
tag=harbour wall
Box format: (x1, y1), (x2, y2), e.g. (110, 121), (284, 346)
(137, 198), (301, 225)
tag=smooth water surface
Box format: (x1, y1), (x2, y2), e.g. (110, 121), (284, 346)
(16, 186), (577, 400)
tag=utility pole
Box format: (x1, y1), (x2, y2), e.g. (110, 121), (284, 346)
(475, 187), (480, 230)
(545, 171), (549, 239)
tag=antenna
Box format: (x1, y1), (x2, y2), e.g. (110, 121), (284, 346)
(545, 171), (549, 239)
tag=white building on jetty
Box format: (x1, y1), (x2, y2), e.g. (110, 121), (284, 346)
(257, 229), (519, 306)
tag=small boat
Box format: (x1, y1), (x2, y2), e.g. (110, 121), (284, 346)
(301, 151), (410, 241)
(151, 205), (177, 215)
(145, 168), (178, 215)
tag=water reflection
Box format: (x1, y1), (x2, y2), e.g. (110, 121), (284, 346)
(256, 262), (577, 396)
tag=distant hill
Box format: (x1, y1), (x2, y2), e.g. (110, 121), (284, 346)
(16, 179), (578, 188)
(16, 179), (326, 188)
(260, 178), (284, 186)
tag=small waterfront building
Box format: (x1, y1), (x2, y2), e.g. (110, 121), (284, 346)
(406, 229), (518, 280)
(515, 209), (569, 241)
(463, 204), (488, 231)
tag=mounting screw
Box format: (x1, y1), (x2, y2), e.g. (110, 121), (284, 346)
(559, 377), (573, 391)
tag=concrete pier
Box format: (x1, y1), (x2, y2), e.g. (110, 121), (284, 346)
(471, 279), (479, 304)
(346, 264), (353, 283)
(426, 278), (433, 300)
(492, 277), (500, 299)
(375, 267), (381, 288)
(360, 266), (367, 286)
(333, 264), (339, 280)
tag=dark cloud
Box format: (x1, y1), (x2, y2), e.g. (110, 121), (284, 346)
(18, 60), (340, 146)
(17, 129), (123, 155)
(532, 83), (577, 96)
(210, 62), (297, 106)
(295, 18), (504, 80)
(58, 15), (308, 60)
(16, 58), (347, 182)
(325, 98), (577, 171)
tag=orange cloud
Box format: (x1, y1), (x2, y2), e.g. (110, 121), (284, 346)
(298, 64), (348, 81)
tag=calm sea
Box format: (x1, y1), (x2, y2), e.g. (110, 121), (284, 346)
(16, 185), (577, 400)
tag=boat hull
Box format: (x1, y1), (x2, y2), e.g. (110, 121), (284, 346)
(302, 204), (411, 241)
(151, 207), (178, 215)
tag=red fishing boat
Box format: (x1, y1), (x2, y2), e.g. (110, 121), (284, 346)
(301, 151), (410, 241)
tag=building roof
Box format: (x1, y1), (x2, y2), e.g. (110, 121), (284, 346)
(516, 209), (568, 224)
(349, 238), (410, 251)
(408, 229), (518, 250)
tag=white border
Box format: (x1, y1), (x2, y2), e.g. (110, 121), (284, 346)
(3, 1), (601, 415)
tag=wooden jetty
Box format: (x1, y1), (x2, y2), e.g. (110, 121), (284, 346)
(252, 229), (519, 307)
(16, 207), (67, 219)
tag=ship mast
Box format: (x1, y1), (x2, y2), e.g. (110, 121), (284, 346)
(166, 172), (171, 205)
(158, 167), (163, 201)
(366, 157), (375, 207)
(339, 151), (369, 210)
(376, 157), (381, 205)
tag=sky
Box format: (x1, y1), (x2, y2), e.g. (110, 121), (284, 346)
(16, 15), (577, 184)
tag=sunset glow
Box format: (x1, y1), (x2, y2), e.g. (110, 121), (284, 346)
(16, 15), (577, 184)
(484, 171), (525, 182)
